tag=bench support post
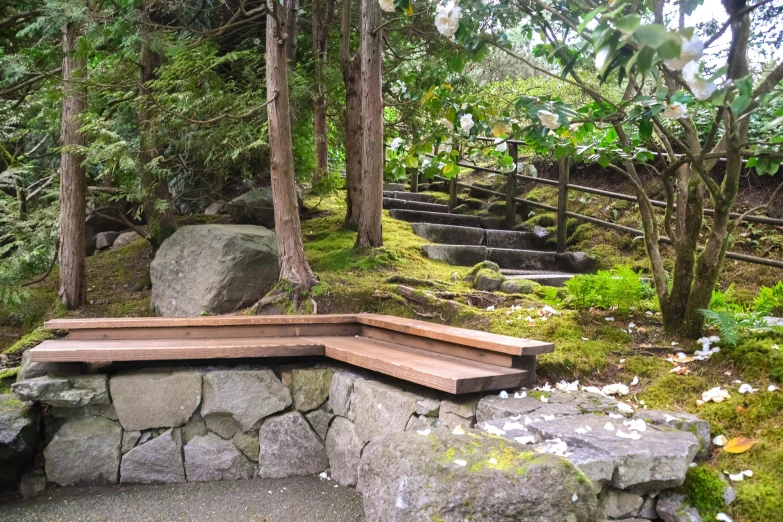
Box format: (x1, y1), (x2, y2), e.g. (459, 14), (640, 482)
(505, 142), (518, 229)
(557, 157), (570, 253)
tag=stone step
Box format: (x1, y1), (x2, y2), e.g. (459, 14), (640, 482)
(383, 191), (435, 203)
(389, 209), (482, 227)
(422, 245), (593, 272)
(412, 223), (485, 246)
(383, 182), (406, 191)
(383, 198), (449, 213)
(485, 230), (543, 250)
(504, 273), (576, 287)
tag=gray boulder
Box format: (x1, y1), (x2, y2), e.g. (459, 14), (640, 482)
(556, 252), (596, 273)
(18, 470), (46, 498)
(439, 398), (478, 428)
(120, 429), (185, 484)
(110, 370), (201, 431)
(226, 187), (302, 228)
(12, 375), (108, 407)
(150, 224), (279, 317)
(257, 412), (329, 478)
(283, 368), (332, 412)
(204, 201), (225, 215)
(656, 491), (703, 522)
(605, 489), (644, 519)
(201, 370), (291, 432)
(184, 433), (256, 482)
(359, 428), (598, 522)
(329, 371), (357, 419)
(352, 380), (421, 443)
(634, 409), (711, 461)
(110, 231), (140, 250)
(325, 416), (363, 486)
(500, 280), (535, 294)
(0, 395), (40, 491)
(43, 416), (122, 486)
(18, 350), (80, 381)
(95, 231), (120, 250)
(473, 270), (505, 291)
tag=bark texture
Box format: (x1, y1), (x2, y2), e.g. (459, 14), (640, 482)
(266, 1), (319, 291)
(312, 0), (334, 182)
(340, 0), (362, 225)
(139, 0), (176, 250)
(58, 22), (87, 309)
(355, 0), (383, 247)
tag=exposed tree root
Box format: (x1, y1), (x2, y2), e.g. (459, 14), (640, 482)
(250, 282), (318, 315)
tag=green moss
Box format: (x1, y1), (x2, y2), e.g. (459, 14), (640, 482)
(538, 339), (616, 382)
(622, 356), (670, 379)
(444, 447), (457, 462)
(0, 367), (19, 394)
(595, 325), (633, 344)
(3, 328), (55, 355)
(715, 331), (783, 382)
(680, 466), (728, 521)
(639, 374), (708, 410)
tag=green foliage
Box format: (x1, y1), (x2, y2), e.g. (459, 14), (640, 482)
(681, 466), (728, 522)
(564, 264), (652, 313)
(700, 282), (783, 346)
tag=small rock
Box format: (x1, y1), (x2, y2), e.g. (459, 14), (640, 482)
(13, 375), (109, 407)
(639, 495), (658, 519)
(50, 404), (118, 421)
(605, 489), (644, 519)
(204, 201), (225, 215)
(500, 280), (535, 294)
(95, 231), (120, 250)
(439, 398), (478, 429)
(329, 371), (356, 419)
(415, 398), (441, 417)
(18, 470), (46, 498)
(181, 413), (208, 445)
(325, 416), (363, 486)
(232, 431), (260, 462)
(406, 415), (440, 432)
(18, 350), (80, 381)
(283, 368), (333, 412)
(110, 231), (140, 250)
(305, 408), (334, 440)
(722, 484), (736, 506)
(656, 491), (703, 522)
(258, 412), (329, 478)
(120, 429), (185, 484)
(473, 270), (505, 291)
(121, 431), (142, 453)
(184, 433), (256, 482)
(44, 416), (122, 486)
(556, 252), (596, 273)
(204, 413), (240, 439)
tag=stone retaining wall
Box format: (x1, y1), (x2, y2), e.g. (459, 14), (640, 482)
(3, 361), (724, 521)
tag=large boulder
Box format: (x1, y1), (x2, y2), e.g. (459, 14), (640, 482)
(351, 380), (421, 443)
(184, 433), (256, 482)
(43, 416), (122, 486)
(150, 225), (279, 317)
(0, 395), (39, 491)
(325, 416), (363, 486)
(110, 370), (201, 431)
(257, 412), (329, 478)
(359, 428), (599, 522)
(201, 370), (291, 432)
(226, 187), (303, 228)
(120, 429), (185, 484)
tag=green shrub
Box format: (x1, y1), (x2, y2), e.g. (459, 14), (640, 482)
(563, 264), (652, 314)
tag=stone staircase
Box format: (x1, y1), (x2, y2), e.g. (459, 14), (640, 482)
(384, 189), (594, 286)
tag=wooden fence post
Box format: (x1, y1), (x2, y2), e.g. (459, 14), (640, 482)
(557, 157), (570, 253)
(448, 143), (459, 211)
(505, 141), (518, 229)
(409, 167), (418, 193)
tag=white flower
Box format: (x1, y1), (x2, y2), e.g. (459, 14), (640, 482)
(594, 46), (611, 71)
(556, 380), (579, 392)
(514, 391), (527, 399)
(378, 0), (396, 12)
(494, 137), (507, 152)
(662, 102), (688, 119)
(769, 385), (781, 392)
(616, 402), (634, 414)
(440, 118), (454, 131)
(701, 386), (730, 403)
(434, 6), (461, 38)
(390, 137), (404, 150)
(682, 61), (717, 101)
(460, 113), (474, 133)
(664, 35), (704, 71)
(537, 109), (561, 130)
(623, 419), (647, 432)
(572, 493), (579, 502)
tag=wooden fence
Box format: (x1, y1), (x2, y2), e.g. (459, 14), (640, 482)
(393, 138), (783, 270)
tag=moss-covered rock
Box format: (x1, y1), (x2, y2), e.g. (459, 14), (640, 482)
(473, 269), (505, 292)
(0, 393), (40, 491)
(463, 261), (501, 283)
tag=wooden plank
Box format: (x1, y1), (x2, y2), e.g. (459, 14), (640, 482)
(29, 337), (325, 362)
(356, 314), (553, 356)
(66, 323), (359, 341)
(314, 336), (527, 394)
(44, 314), (358, 331)
(358, 325), (515, 368)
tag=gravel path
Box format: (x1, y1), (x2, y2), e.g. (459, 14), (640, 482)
(0, 476), (365, 522)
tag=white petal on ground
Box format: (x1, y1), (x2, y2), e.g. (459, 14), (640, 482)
(502, 421), (526, 431)
(489, 457), (498, 465)
(716, 513), (732, 522)
(665, 414), (679, 423)
(602, 383), (630, 396)
(712, 435), (728, 446)
(738, 383), (758, 394)
(453, 459), (467, 467)
(540, 396), (549, 403)
(482, 425), (505, 436)
(623, 419), (646, 432)
(499, 390), (509, 399)
(604, 422), (615, 431)
(572, 493), (579, 502)
(701, 386), (730, 403)
(769, 385), (781, 392)
(575, 428), (587, 434)
(616, 430), (642, 440)
(514, 391), (527, 399)
(616, 402), (634, 414)
(514, 435), (536, 444)
(542, 414), (555, 421)
(417, 429), (431, 436)
(631, 376), (639, 386)
(452, 425), (465, 435)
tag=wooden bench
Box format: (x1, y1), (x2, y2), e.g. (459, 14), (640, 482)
(32, 314), (554, 395)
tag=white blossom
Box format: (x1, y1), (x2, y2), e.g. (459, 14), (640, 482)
(630, 376), (639, 386)
(494, 137), (507, 152)
(712, 434), (728, 446)
(738, 383), (758, 394)
(390, 137), (404, 150)
(378, 0), (396, 12)
(701, 386), (730, 403)
(662, 102), (688, 119)
(594, 46), (611, 71)
(623, 419), (647, 432)
(537, 110), (561, 130)
(440, 118), (454, 131)
(602, 383), (630, 396)
(417, 428), (431, 436)
(682, 61), (717, 101)
(434, 5), (461, 38)
(664, 35), (704, 71)
(460, 113), (475, 133)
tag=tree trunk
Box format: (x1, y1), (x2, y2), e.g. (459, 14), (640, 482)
(285, 0), (299, 64)
(266, 1), (319, 291)
(139, 0), (176, 250)
(355, 0), (383, 247)
(340, 0), (362, 225)
(58, 21), (87, 310)
(312, 0), (334, 182)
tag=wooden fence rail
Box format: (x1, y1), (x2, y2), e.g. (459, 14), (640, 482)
(392, 140), (783, 270)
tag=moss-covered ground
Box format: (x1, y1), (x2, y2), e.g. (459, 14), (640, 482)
(0, 192), (781, 521)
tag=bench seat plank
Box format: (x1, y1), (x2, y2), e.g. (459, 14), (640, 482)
(356, 314), (553, 356)
(29, 337), (325, 362)
(44, 314), (358, 330)
(314, 336), (527, 394)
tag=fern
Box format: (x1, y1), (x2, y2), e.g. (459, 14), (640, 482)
(699, 309), (741, 347)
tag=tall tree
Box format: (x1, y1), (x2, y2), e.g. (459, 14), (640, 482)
(340, 0), (362, 226)
(139, 0), (176, 250)
(266, 0), (319, 291)
(58, 20), (87, 309)
(312, 0), (335, 182)
(285, 0), (300, 64)
(355, 0), (383, 247)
